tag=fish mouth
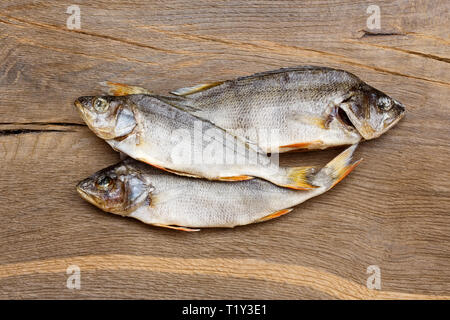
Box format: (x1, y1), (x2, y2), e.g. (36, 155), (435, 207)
(74, 98), (114, 139)
(76, 182), (101, 208)
(346, 104), (406, 140)
(74, 99), (82, 109)
(383, 103), (406, 132)
(74, 97), (96, 121)
(74, 99), (88, 120)
(76, 181), (127, 215)
(74, 99), (85, 113)
(367, 102), (406, 139)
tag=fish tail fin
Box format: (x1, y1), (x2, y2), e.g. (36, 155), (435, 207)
(271, 144), (361, 190)
(316, 144), (362, 190)
(99, 81), (153, 96)
(270, 166), (319, 190)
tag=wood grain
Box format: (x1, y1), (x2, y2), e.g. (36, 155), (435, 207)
(0, 0), (449, 299)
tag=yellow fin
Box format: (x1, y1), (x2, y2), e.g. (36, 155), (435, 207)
(100, 81), (152, 96)
(154, 224), (200, 232)
(330, 159), (362, 189)
(322, 144), (362, 189)
(257, 208), (294, 222)
(170, 81), (224, 96)
(280, 166), (318, 190)
(219, 175), (255, 181)
(142, 161), (203, 179)
(279, 140), (323, 150)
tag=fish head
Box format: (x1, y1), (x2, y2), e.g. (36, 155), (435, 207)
(76, 162), (153, 215)
(74, 95), (137, 140)
(339, 85), (406, 140)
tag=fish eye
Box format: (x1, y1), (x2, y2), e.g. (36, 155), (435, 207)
(96, 176), (113, 190)
(93, 97), (109, 112)
(377, 98), (392, 111)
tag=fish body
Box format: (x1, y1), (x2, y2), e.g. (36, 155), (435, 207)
(77, 145), (361, 230)
(104, 66), (405, 153)
(75, 94), (316, 189)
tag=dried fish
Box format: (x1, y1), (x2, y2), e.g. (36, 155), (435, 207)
(77, 145), (361, 231)
(104, 66), (405, 152)
(75, 94), (318, 189)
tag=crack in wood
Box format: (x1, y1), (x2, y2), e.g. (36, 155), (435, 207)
(360, 30), (405, 38)
(138, 25), (450, 86)
(346, 39), (450, 64)
(0, 13), (191, 56)
(405, 32), (450, 45)
(12, 35), (160, 66)
(0, 122), (86, 127)
(0, 129), (72, 136)
(2, 13), (448, 86)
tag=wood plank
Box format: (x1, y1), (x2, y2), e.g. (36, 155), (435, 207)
(0, 271), (337, 299)
(0, 0), (449, 299)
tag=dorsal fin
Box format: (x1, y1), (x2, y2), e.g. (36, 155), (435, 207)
(235, 66), (337, 81)
(170, 67), (334, 96)
(170, 81), (224, 96)
(100, 81), (152, 96)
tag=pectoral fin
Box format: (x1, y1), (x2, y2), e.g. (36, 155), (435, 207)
(256, 208), (294, 222)
(142, 161), (203, 179)
(154, 224), (200, 232)
(170, 81), (224, 96)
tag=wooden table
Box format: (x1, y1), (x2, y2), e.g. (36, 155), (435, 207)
(0, 0), (449, 299)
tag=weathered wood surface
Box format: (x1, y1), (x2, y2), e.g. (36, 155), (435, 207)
(0, 0), (449, 299)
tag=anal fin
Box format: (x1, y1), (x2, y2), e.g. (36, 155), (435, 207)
(219, 175), (254, 181)
(257, 208), (294, 222)
(154, 224), (200, 232)
(279, 140), (323, 150)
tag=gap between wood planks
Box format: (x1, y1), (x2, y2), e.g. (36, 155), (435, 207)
(0, 122), (85, 136)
